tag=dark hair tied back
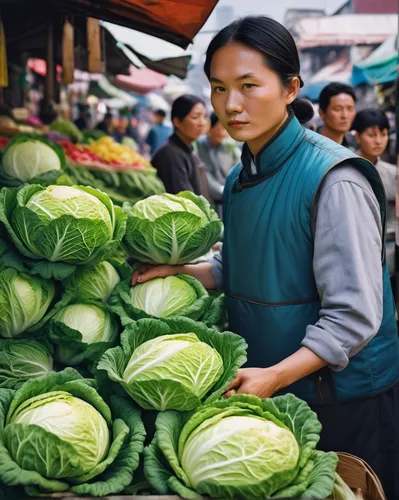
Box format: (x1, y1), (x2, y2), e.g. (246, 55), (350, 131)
(204, 15), (314, 124)
(171, 94), (205, 122)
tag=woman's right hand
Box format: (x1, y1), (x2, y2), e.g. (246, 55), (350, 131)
(131, 264), (179, 285)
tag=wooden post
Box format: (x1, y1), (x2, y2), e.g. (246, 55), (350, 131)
(62, 20), (74, 84)
(44, 21), (54, 105)
(87, 17), (102, 73)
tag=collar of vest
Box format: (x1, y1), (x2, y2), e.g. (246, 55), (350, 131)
(240, 112), (305, 181)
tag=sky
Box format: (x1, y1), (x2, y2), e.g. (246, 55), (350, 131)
(191, 0), (347, 54)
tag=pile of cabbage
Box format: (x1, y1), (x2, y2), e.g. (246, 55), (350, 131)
(0, 135), (350, 498)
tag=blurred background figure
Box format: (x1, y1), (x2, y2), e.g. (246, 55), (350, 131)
(197, 111), (240, 215)
(152, 94), (209, 196)
(352, 108), (396, 277)
(113, 115), (131, 143)
(318, 83), (357, 150)
(74, 104), (91, 131)
(146, 109), (172, 155)
(112, 115), (138, 150)
(96, 111), (113, 135)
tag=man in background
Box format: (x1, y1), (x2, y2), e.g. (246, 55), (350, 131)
(146, 109), (172, 155)
(318, 82), (357, 150)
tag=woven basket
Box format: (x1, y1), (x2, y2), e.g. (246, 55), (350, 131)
(336, 452), (386, 500)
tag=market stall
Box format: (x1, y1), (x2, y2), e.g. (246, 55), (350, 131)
(0, 2), (390, 500)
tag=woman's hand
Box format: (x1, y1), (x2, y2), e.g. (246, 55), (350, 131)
(223, 348), (328, 400)
(131, 264), (179, 285)
(131, 262), (217, 289)
(224, 368), (281, 399)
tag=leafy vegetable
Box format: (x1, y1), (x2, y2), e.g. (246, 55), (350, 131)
(50, 119), (84, 142)
(0, 134), (66, 186)
(144, 394), (338, 499)
(48, 299), (119, 369)
(0, 339), (53, 388)
(123, 191), (222, 264)
(0, 266), (55, 338)
(110, 274), (219, 324)
(80, 129), (107, 144)
(98, 317), (247, 411)
(0, 368), (145, 496)
(63, 259), (131, 302)
(0, 184), (127, 279)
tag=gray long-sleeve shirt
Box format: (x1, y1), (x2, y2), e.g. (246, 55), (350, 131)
(210, 163), (384, 371)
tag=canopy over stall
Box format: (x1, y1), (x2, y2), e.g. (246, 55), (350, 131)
(0, 0), (219, 49)
(352, 35), (398, 86)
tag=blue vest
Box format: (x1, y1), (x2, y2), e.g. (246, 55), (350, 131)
(223, 114), (399, 404)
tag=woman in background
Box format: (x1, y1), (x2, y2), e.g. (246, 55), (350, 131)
(152, 94), (208, 195)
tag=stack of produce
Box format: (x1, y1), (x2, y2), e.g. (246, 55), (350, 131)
(49, 118), (84, 143)
(61, 136), (166, 205)
(0, 132), (165, 205)
(0, 163), (351, 497)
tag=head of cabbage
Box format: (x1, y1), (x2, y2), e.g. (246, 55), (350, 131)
(0, 134), (65, 185)
(0, 184), (127, 279)
(50, 302), (119, 368)
(122, 191), (222, 264)
(0, 339), (53, 388)
(145, 394), (339, 499)
(0, 368), (146, 495)
(98, 317), (247, 411)
(64, 261), (122, 301)
(111, 274), (212, 325)
(8, 391), (110, 476)
(0, 266), (55, 338)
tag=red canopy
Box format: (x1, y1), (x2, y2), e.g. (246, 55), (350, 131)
(56, 0), (219, 48)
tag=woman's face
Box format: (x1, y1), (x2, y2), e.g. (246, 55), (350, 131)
(356, 126), (389, 161)
(209, 42), (299, 155)
(174, 103), (208, 142)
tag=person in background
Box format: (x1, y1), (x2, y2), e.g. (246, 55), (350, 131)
(197, 112), (240, 214)
(146, 109), (172, 155)
(74, 104), (91, 130)
(113, 116), (129, 142)
(151, 94), (208, 195)
(318, 82), (357, 150)
(96, 112), (113, 135)
(352, 108), (397, 277)
(132, 16), (399, 499)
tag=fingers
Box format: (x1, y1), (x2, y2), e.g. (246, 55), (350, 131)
(224, 371), (242, 393)
(131, 264), (178, 285)
(224, 389), (236, 398)
(131, 265), (152, 285)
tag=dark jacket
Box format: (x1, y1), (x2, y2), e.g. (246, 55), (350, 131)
(152, 133), (202, 195)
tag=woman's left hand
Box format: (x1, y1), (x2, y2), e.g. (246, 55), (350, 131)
(224, 367), (281, 399)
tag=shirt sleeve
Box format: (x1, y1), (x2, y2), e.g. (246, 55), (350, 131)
(301, 165), (383, 371)
(209, 251), (223, 290)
